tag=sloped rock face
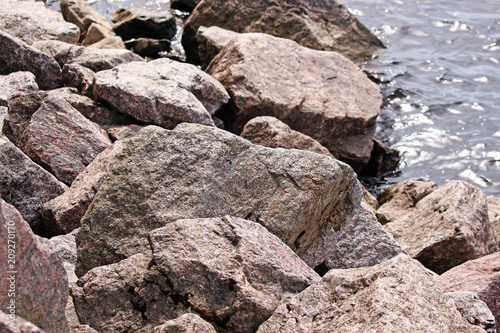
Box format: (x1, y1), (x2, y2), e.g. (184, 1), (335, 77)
(257, 254), (485, 333)
(385, 180), (499, 274)
(240, 116), (333, 157)
(76, 124), (360, 274)
(0, 72), (39, 106)
(437, 252), (500, 333)
(196, 26), (240, 69)
(153, 314), (216, 333)
(0, 31), (62, 90)
(445, 291), (496, 333)
(0, 310), (44, 333)
(93, 58), (229, 128)
(0, 135), (68, 235)
(206, 33), (381, 169)
(0, 0), (79, 45)
(182, 0), (384, 64)
(61, 0), (112, 34)
(0, 199), (69, 333)
(73, 216), (319, 333)
(111, 7), (177, 41)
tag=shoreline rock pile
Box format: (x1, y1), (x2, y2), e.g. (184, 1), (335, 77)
(0, 0), (499, 332)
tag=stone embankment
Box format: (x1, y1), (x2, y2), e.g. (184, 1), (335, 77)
(0, 0), (499, 332)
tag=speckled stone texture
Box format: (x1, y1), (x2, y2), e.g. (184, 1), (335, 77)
(0, 310), (44, 333)
(0, 72), (39, 106)
(153, 314), (217, 333)
(196, 26), (240, 69)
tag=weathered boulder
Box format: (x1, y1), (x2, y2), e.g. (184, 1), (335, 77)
(0, 0), (79, 45)
(0, 310), (44, 333)
(81, 23), (116, 46)
(4, 93), (112, 186)
(43, 140), (127, 235)
(0, 72), (38, 106)
(32, 40), (144, 73)
(240, 116), (333, 157)
(376, 177), (438, 224)
(0, 199), (69, 333)
(488, 195), (500, 242)
(385, 180), (499, 274)
(196, 26), (240, 69)
(182, 0), (384, 64)
(60, 0), (112, 34)
(111, 7), (176, 41)
(76, 123), (360, 274)
(445, 291), (496, 333)
(93, 58), (230, 128)
(257, 254), (485, 333)
(87, 36), (126, 50)
(105, 124), (144, 140)
(437, 252), (500, 333)
(153, 314), (216, 333)
(50, 230), (78, 284)
(73, 216), (320, 332)
(362, 186), (379, 214)
(206, 33), (381, 169)
(61, 63), (95, 98)
(0, 135), (68, 235)
(0, 31), (62, 90)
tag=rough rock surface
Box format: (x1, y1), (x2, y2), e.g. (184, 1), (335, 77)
(385, 180), (499, 274)
(362, 186), (379, 214)
(183, 0), (384, 64)
(0, 72), (39, 106)
(61, 0), (112, 34)
(4, 93), (112, 186)
(360, 138), (401, 177)
(87, 36), (126, 49)
(43, 141), (127, 235)
(153, 314), (216, 333)
(50, 230), (78, 284)
(376, 177), (438, 224)
(93, 58), (230, 128)
(0, 135), (68, 235)
(437, 251), (500, 333)
(62, 63), (95, 98)
(111, 7), (176, 41)
(0, 31), (62, 90)
(445, 291), (496, 333)
(76, 124), (360, 274)
(240, 116), (333, 157)
(0, 0), (79, 45)
(81, 23), (116, 46)
(196, 26), (240, 69)
(256, 254), (485, 333)
(32, 40), (144, 72)
(206, 33), (381, 169)
(0, 310), (44, 333)
(0, 199), (69, 333)
(488, 195), (500, 242)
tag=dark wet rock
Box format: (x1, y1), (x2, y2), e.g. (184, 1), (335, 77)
(93, 58), (230, 128)
(240, 116), (333, 157)
(171, 0), (200, 12)
(0, 72), (39, 107)
(0, 0), (79, 45)
(196, 26), (239, 69)
(75, 123), (360, 274)
(385, 180), (499, 274)
(153, 314), (217, 333)
(87, 36), (127, 50)
(376, 177), (439, 224)
(0, 31), (62, 90)
(437, 251), (500, 333)
(43, 140), (127, 236)
(62, 63), (95, 98)
(0, 199), (69, 333)
(445, 291), (496, 333)
(81, 23), (115, 46)
(361, 138), (401, 177)
(60, 0), (112, 34)
(4, 93), (112, 186)
(111, 7), (176, 41)
(0, 135), (68, 235)
(125, 38), (171, 58)
(0, 310), (44, 333)
(206, 33), (381, 169)
(183, 0), (384, 64)
(257, 254), (485, 333)
(32, 40), (144, 72)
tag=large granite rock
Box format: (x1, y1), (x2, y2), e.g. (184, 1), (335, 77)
(153, 314), (216, 333)
(437, 251), (500, 333)
(257, 254), (485, 333)
(206, 33), (381, 170)
(60, 0), (112, 34)
(0, 31), (62, 90)
(111, 7), (176, 41)
(0, 199), (69, 333)
(196, 26), (240, 69)
(445, 291), (496, 333)
(182, 0), (384, 64)
(73, 216), (320, 332)
(93, 58), (230, 128)
(3, 92), (112, 186)
(32, 40), (144, 72)
(240, 116), (333, 158)
(0, 135), (68, 235)
(0, 72), (39, 106)
(0, 0), (79, 45)
(385, 180), (499, 274)
(76, 123), (360, 274)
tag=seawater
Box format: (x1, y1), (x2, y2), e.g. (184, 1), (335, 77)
(47, 0), (500, 196)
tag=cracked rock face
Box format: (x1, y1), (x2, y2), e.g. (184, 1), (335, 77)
(73, 216), (319, 333)
(256, 254), (485, 333)
(76, 123), (360, 275)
